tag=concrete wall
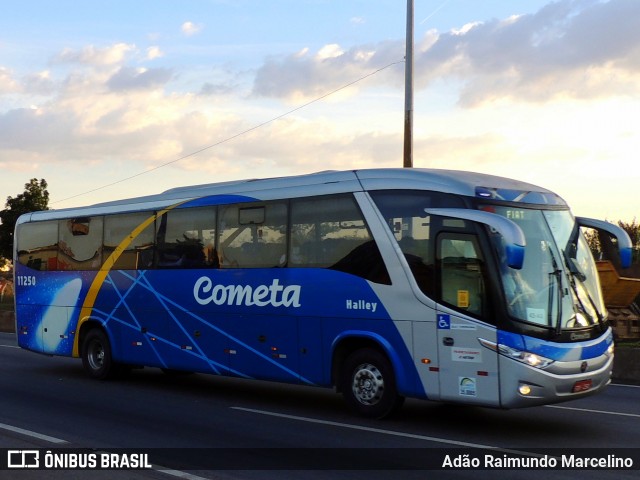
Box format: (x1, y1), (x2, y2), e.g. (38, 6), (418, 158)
(612, 347), (640, 385)
(0, 311), (14, 333)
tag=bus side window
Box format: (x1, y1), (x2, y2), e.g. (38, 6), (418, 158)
(17, 221), (59, 271)
(290, 195), (390, 284)
(369, 190), (467, 297)
(437, 233), (487, 317)
(156, 207), (217, 269)
(218, 203), (287, 268)
(57, 217), (104, 271)
(104, 212), (156, 270)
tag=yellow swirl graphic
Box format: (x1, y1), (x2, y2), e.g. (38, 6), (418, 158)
(72, 203), (182, 357)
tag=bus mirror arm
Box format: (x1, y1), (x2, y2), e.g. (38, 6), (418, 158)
(576, 217), (633, 269)
(425, 208), (526, 269)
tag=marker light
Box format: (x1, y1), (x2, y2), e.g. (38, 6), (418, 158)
(518, 384), (532, 396)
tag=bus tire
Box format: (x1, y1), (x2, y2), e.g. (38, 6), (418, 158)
(341, 348), (404, 419)
(81, 329), (116, 380)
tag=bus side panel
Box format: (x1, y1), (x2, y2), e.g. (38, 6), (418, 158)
(223, 313), (301, 383)
(15, 304), (44, 353)
(85, 268), (421, 390)
(14, 268), (88, 356)
(298, 316), (325, 384)
(94, 270), (228, 374)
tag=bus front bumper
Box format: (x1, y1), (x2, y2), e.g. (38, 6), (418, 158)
(498, 352), (613, 409)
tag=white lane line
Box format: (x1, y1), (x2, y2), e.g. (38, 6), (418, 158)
(544, 404), (640, 418)
(156, 470), (220, 480)
(0, 345), (19, 349)
(0, 422), (68, 444)
(231, 406), (548, 459)
(610, 383), (640, 389)
(232, 406), (496, 448)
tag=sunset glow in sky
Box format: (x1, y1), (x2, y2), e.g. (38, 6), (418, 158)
(1, 0), (638, 221)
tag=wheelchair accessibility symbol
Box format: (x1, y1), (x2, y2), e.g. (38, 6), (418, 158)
(437, 314), (450, 329)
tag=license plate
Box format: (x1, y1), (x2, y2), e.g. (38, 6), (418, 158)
(572, 379), (592, 393)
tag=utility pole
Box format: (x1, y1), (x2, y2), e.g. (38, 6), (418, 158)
(403, 0), (414, 168)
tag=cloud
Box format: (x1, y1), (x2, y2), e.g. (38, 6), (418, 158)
(251, 0), (640, 105)
(181, 21), (203, 36)
(0, 67), (20, 94)
(54, 43), (136, 66)
(0, 44), (179, 168)
(0, 106), (79, 154)
(22, 70), (55, 95)
(146, 46), (164, 61)
(106, 66), (174, 91)
(415, 0), (640, 105)
(252, 40), (402, 101)
(199, 82), (235, 96)
(3, 0), (638, 217)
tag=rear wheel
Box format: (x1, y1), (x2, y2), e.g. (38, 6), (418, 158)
(341, 348), (404, 419)
(81, 329), (117, 379)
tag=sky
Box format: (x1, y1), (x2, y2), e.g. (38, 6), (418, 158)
(0, 0), (639, 222)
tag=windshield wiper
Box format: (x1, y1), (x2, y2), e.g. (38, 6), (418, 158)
(564, 257), (604, 325)
(562, 227), (604, 324)
(547, 245), (564, 337)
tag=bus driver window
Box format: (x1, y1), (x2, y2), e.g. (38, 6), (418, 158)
(438, 234), (487, 317)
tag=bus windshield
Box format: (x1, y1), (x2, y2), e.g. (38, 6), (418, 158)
(489, 206), (606, 331)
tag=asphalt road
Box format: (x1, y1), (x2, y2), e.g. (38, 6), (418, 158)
(1, 331), (639, 480)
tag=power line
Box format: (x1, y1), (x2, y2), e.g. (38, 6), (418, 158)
(53, 59), (405, 206)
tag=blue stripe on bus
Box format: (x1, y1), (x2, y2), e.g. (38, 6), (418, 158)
(498, 329), (612, 362)
(177, 194), (258, 208)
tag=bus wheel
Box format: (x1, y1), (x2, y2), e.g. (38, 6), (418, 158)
(81, 329), (115, 380)
(341, 348), (404, 419)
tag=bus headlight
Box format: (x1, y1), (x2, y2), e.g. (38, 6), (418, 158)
(478, 338), (554, 369)
(607, 343), (614, 357)
(498, 344), (554, 369)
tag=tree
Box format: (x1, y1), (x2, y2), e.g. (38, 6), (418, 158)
(0, 179), (50, 264)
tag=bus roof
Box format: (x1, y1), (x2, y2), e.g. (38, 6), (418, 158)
(18, 168), (566, 223)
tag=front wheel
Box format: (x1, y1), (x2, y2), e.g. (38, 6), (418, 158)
(81, 329), (117, 380)
(341, 348), (404, 419)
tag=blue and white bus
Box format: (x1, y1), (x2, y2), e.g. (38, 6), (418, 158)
(13, 169), (632, 418)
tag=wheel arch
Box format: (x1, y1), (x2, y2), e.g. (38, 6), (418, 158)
(331, 331), (406, 393)
(77, 319), (113, 357)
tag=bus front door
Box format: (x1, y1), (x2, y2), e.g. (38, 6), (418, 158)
(436, 311), (500, 406)
(435, 233), (500, 406)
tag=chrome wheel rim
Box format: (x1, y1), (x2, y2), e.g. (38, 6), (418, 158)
(352, 363), (384, 406)
(87, 341), (105, 371)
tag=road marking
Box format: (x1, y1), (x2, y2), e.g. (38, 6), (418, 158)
(156, 470), (218, 480)
(0, 422), (68, 444)
(544, 404), (640, 418)
(0, 345), (19, 349)
(611, 383), (640, 389)
(231, 406), (549, 459)
(232, 406), (497, 448)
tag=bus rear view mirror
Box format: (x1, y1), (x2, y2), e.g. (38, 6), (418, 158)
(576, 217), (633, 268)
(425, 208), (526, 269)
